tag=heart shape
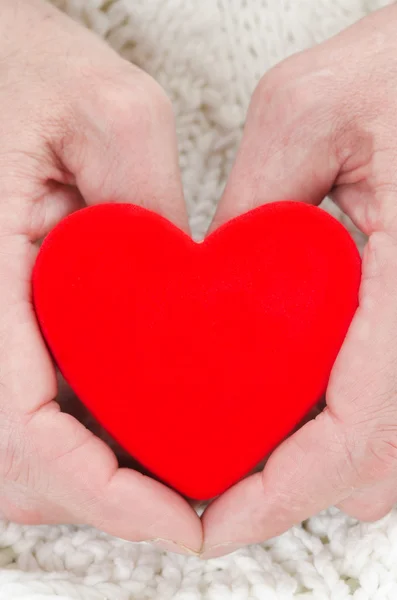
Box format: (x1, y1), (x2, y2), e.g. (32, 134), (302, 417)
(32, 201), (361, 500)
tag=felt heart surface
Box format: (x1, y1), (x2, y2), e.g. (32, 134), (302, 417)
(32, 201), (361, 500)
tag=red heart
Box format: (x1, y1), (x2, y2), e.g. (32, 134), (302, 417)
(32, 201), (361, 500)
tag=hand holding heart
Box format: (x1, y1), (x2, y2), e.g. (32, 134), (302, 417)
(0, 0), (199, 554)
(1, 0), (397, 560)
(202, 3), (397, 557)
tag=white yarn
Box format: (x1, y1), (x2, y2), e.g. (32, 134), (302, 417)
(1, 0), (394, 598)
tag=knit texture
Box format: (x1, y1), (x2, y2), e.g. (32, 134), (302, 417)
(1, 0), (395, 598)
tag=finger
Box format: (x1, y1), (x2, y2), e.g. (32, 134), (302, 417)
(0, 237), (57, 415)
(201, 409), (354, 558)
(24, 405), (202, 553)
(57, 70), (189, 233)
(210, 60), (340, 231)
(202, 232), (397, 558)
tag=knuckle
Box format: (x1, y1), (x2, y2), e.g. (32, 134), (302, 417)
(252, 57), (336, 145)
(253, 66), (291, 117)
(98, 70), (173, 138)
(254, 59), (310, 115)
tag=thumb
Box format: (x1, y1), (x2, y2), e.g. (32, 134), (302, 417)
(210, 59), (340, 231)
(59, 69), (189, 233)
(202, 409), (353, 557)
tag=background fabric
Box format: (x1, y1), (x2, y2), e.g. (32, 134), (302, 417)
(0, 0), (395, 598)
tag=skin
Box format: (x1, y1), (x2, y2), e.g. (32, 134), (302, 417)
(2, 0), (397, 561)
(202, 2), (397, 558)
(0, 0), (201, 555)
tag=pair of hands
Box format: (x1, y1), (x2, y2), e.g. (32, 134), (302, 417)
(2, 0), (397, 558)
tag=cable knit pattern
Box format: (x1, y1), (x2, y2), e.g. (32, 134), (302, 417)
(0, 0), (394, 598)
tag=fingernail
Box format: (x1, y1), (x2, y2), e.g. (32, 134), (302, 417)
(149, 538), (199, 556)
(200, 543), (244, 560)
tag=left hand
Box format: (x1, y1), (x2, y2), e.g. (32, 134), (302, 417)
(202, 3), (397, 558)
(0, 0), (200, 555)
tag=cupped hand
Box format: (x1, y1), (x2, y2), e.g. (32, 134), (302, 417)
(0, 0), (201, 555)
(202, 3), (397, 558)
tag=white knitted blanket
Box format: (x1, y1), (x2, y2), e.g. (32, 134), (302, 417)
(1, 0), (395, 598)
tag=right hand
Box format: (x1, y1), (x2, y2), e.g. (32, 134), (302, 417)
(0, 0), (201, 555)
(203, 2), (397, 558)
